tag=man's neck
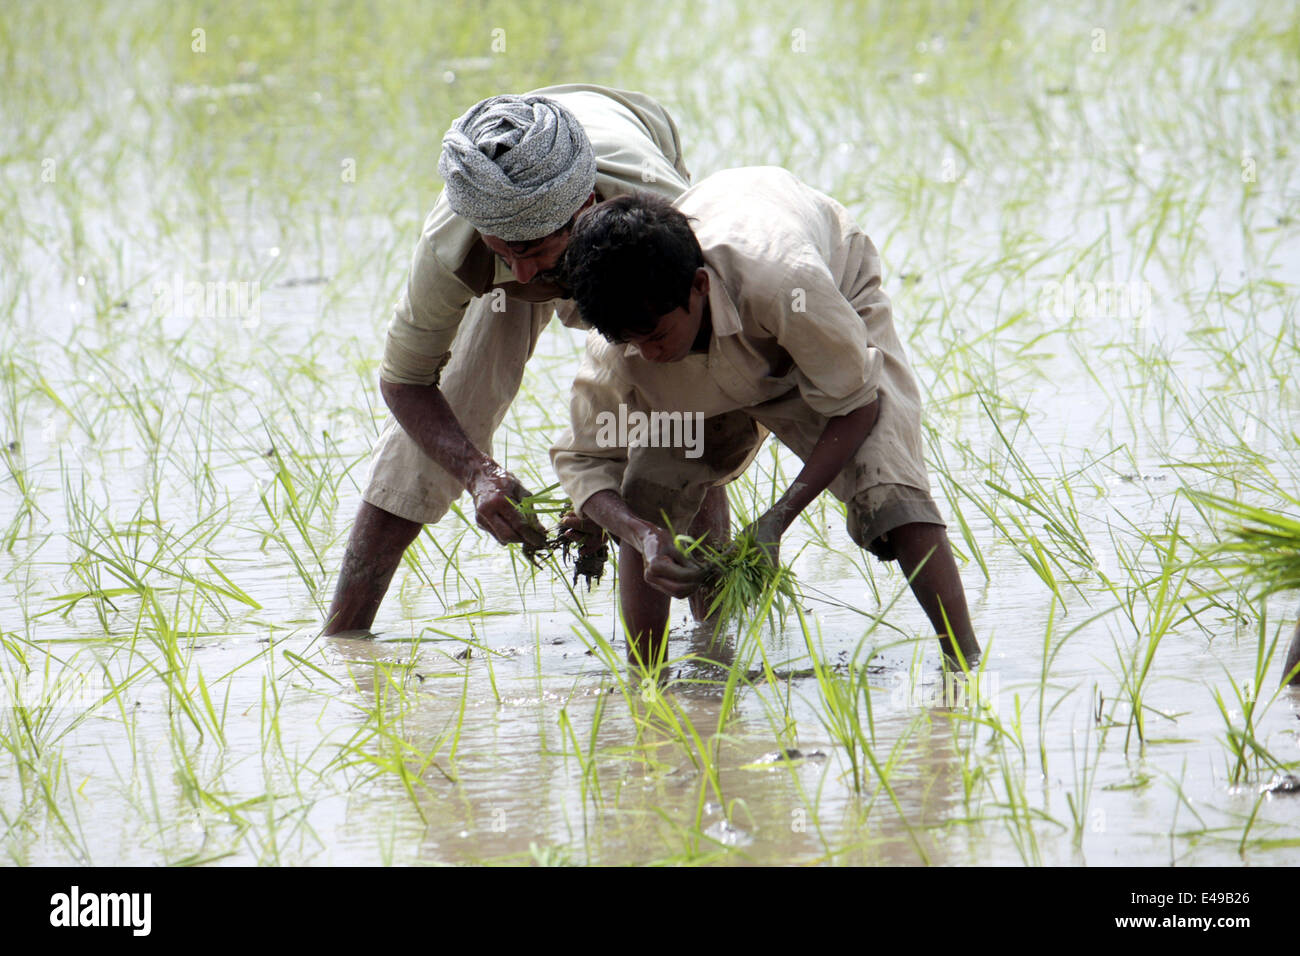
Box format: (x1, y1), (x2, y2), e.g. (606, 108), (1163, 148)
(690, 301), (712, 353)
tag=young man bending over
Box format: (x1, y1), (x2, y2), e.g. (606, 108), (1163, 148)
(550, 167), (980, 669)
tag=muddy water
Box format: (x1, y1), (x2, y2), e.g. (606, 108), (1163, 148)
(2, 0), (1298, 865)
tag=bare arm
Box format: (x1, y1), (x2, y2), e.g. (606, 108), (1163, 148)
(749, 398), (879, 560)
(581, 489), (708, 598)
(380, 379), (544, 548)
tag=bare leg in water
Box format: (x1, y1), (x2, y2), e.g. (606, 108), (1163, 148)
(618, 543), (673, 670)
(889, 522), (980, 668)
(615, 486), (729, 668)
(323, 501), (423, 635)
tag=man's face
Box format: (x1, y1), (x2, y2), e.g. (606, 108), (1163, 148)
(481, 193), (596, 286)
(623, 268), (710, 363)
(481, 230), (572, 285)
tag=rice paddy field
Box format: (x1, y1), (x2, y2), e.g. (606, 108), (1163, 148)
(2, 0), (1298, 868)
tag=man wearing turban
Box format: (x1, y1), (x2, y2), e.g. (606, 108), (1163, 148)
(325, 84), (719, 635)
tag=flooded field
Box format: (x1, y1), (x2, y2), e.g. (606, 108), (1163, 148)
(2, 0), (1298, 865)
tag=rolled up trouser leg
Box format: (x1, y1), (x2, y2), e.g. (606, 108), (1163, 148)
(744, 388), (944, 557)
(363, 295), (555, 525)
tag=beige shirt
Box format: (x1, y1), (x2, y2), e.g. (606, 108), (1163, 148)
(551, 166), (932, 515)
(380, 84), (693, 386)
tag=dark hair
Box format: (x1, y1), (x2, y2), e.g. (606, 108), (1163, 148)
(561, 192), (704, 342)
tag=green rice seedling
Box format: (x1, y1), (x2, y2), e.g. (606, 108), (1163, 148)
(944, 650), (1064, 864)
(0, 359), (45, 550)
(53, 467), (255, 636)
(1064, 704), (1107, 849)
(922, 429), (990, 583)
(329, 658), (456, 824)
(1106, 521), (1190, 753)
(397, 519), (480, 611)
(511, 482), (570, 524)
(0, 646), (100, 862)
(255, 451), (329, 608)
(990, 706), (1050, 867)
(570, 612), (742, 850)
(1192, 490), (1300, 602)
(728, 656), (838, 858)
(556, 687), (608, 829)
(1210, 613), (1296, 786)
(789, 596), (937, 862)
(974, 393), (1109, 599)
(1235, 791), (1300, 856)
(509, 484), (611, 590)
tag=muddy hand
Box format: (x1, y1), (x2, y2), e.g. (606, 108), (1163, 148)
(556, 511), (609, 588)
(637, 525), (708, 598)
(557, 511), (604, 553)
(469, 466), (546, 549)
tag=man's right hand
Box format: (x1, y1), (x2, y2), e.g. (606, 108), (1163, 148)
(379, 380), (548, 550)
(634, 524), (708, 598)
(580, 490), (708, 597)
(468, 465), (546, 549)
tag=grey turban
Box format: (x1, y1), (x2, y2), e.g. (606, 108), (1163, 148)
(438, 95), (597, 242)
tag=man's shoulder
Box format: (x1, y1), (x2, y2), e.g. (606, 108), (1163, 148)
(575, 331), (643, 393)
(526, 83), (669, 118)
(687, 168), (838, 306)
(584, 330), (629, 370)
(412, 187), (498, 283)
(680, 166), (838, 226)
(527, 83), (674, 152)
(530, 83), (691, 201)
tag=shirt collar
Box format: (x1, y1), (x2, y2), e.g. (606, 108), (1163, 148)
(704, 264), (742, 337)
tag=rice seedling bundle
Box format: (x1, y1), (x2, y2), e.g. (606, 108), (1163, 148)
(513, 485), (610, 588)
(677, 530), (800, 631)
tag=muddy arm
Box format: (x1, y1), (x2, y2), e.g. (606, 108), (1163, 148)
(748, 399), (879, 557)
(380, 380), (543, 547)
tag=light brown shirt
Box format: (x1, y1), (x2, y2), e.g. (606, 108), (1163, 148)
(552, 166), (931, 515)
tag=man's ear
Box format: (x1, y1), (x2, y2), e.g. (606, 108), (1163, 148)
(693, 267), (709, 297)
